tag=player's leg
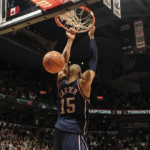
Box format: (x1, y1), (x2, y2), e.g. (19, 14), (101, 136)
(80, 135), (89, 150)
(54, 128), (63, 150)
(62, 132), (89, 150)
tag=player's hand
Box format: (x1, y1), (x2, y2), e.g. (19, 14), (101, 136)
(88, 25), (96, 39)
(66, 28), (76, 41)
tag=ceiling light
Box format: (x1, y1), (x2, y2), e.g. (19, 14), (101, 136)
(41, 117), (43, 119)
(49, 113), (51, 114)
(12, 107), (14, 109)
(103, 121), (105, 123)
(131, 51), (133, 53)
(69, 61), (71, 64)
(140, 51), (142, 53)
(81, 62), (84, 65)
(34, 31), (36, 32)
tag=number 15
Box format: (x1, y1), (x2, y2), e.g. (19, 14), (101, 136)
(60, 97), (76, 114)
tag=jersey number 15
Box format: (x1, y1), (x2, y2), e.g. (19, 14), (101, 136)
(60, 97), (76, 114)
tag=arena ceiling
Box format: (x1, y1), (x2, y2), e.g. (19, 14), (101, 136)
(28, 0), (150, 40)
(0, 0), (150, 68)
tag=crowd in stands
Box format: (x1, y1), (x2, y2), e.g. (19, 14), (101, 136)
(90, 80), (150, 110)
(1, 116), (150, 150)
(0, 59), (150, 109)
(0, 62), (57, 105)
(1, 112), (150, 150)
(88, 128), (150, 150)
(89, 120), (117, 131)
(0, 120), (54, 150)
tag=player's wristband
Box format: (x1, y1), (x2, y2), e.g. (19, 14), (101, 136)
(88, 39), (98, 73)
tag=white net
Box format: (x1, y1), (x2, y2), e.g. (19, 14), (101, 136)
(57, 8), (94, 32)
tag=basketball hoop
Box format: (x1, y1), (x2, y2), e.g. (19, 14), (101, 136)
(55, 6), (95, 33)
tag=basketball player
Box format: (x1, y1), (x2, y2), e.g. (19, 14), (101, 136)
(54, 26), (98, 150)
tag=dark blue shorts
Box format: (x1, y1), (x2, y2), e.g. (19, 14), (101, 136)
(54, 128), (89, 150)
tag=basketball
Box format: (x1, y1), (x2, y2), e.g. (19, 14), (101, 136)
(43, 51), (65, 74)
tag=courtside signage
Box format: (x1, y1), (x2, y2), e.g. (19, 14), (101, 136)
(89, 109), (115, 114)
(30, 0), (63, 10)
(124, 110), (150, 114)
(116, 110), (122, 115)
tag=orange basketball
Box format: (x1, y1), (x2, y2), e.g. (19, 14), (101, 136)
(43, 51), (65, 74)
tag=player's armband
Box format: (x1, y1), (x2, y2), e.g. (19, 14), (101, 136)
(88, 39), (98, 72)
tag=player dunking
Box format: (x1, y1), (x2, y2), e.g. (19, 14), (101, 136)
(54, 26), (98, 150)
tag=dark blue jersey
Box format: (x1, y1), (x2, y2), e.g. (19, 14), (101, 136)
(55, 79), (90, 134)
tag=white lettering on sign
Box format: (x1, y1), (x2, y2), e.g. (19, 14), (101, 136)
(32, 0), (52, 8)
(31, 0), (59, 10)
(89, 109), (112, 114)
(37, 0), (52, 8)
(126, 110), (150, 114)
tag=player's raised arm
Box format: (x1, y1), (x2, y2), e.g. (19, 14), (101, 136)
(57, 29), (76, 87)
(80, 26), (98, 96)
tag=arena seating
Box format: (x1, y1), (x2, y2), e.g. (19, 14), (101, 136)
(0, 60), (150, 110)
(0, 120), (54, 150)
(88, 128), (150, 150)
(90, 80), (150, 109)
(1, 117), (150, 150)
(0, 62), (57, 105)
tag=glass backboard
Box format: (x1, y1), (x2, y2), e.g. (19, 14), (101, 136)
(7, 0), (37, 20)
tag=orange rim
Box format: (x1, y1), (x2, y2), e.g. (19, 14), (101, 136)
(55, 6), (95, 33)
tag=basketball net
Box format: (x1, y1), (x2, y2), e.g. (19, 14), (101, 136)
(55, 6), (95, 33)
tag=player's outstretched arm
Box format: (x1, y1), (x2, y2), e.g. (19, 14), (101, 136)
(80, 26), (98, 97)
(57, 29), (76, 87)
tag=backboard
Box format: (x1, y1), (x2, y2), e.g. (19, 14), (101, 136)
(0, 0), (100, 35)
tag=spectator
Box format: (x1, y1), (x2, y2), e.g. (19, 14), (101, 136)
(0, 59), (150, 110)
(0, 120), (54, 150)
